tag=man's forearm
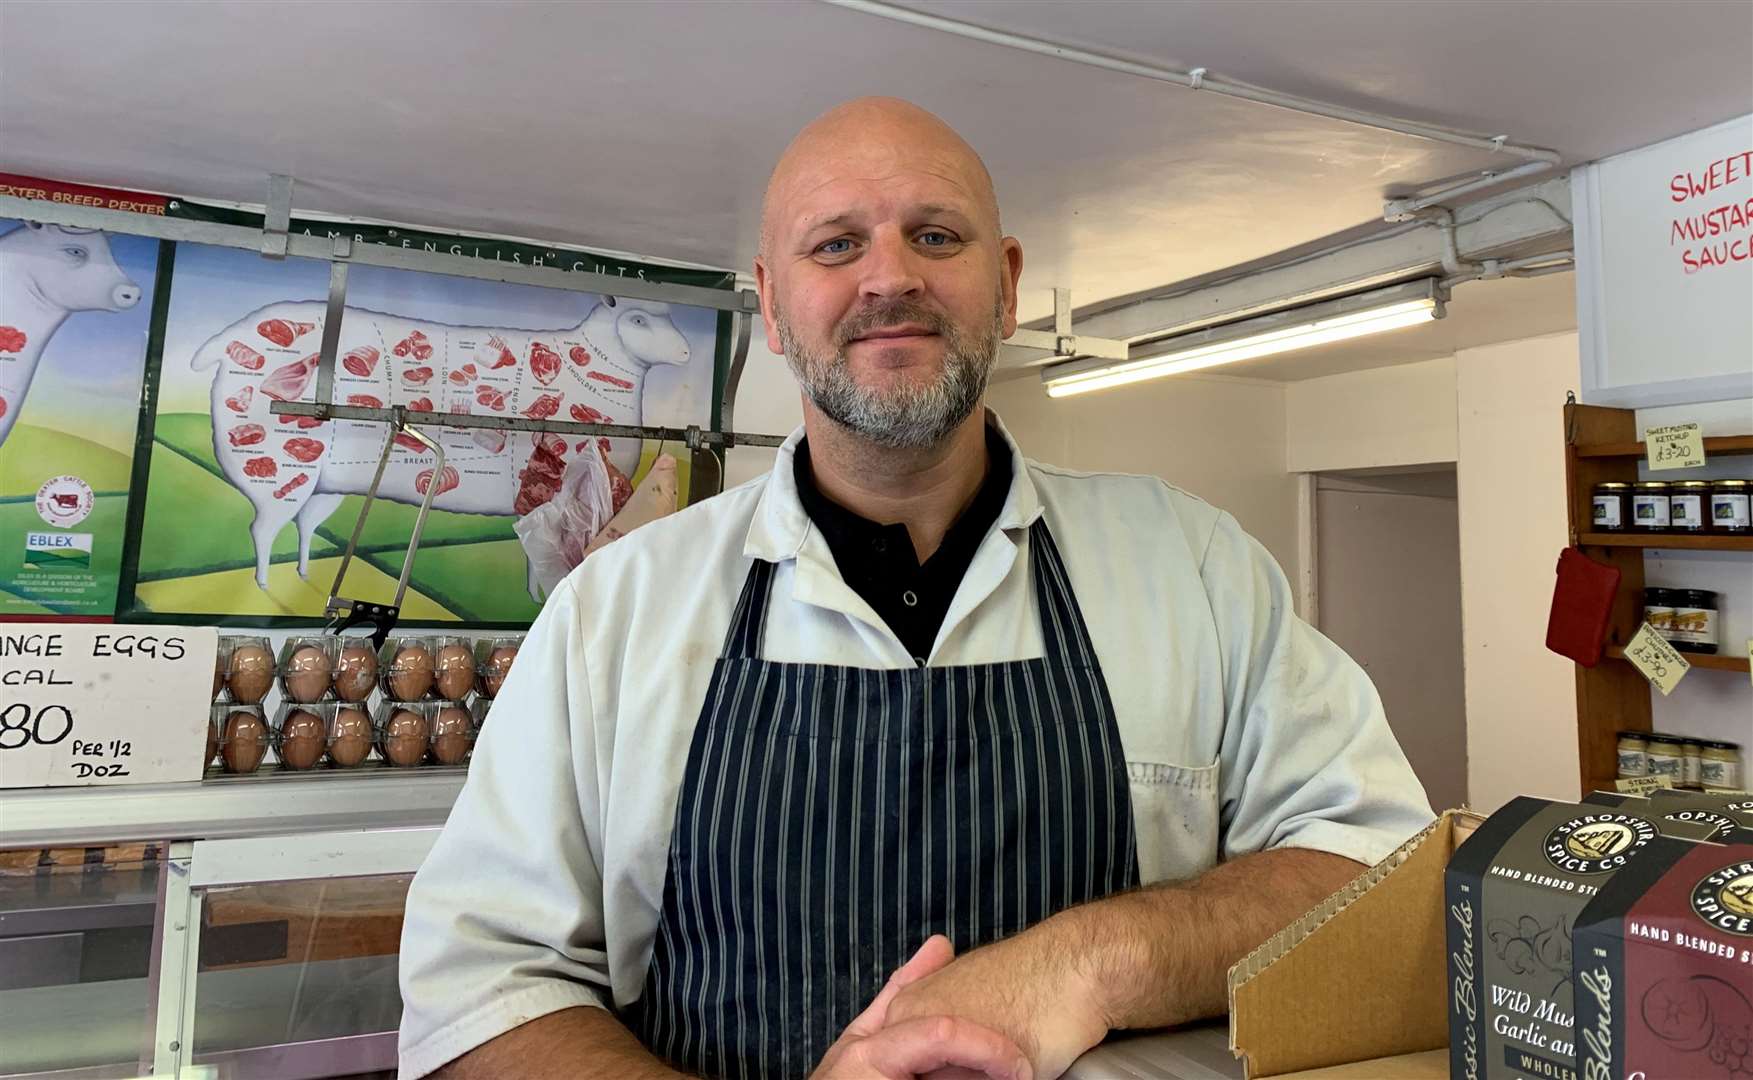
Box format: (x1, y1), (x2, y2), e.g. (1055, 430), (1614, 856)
(432, 1006), (689, 1080)
(1055, 848), (1364, 1030)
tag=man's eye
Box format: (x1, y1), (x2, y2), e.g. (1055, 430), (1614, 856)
(817, 238), (854, 256)
(917, 231), (955, 248)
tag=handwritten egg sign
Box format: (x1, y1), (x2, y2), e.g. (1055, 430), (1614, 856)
(0, 624), (216, 788)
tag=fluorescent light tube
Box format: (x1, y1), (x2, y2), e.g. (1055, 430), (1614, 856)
(1042, 280), (1445, 398)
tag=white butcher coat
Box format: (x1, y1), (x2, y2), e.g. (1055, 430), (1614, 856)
(396, 412), (1435, 1077)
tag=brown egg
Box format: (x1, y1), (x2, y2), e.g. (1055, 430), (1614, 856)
(221, 711), (268, 774)
(334, 645), (378, 703)
(227, 645), (275, 704)
(212, 652), (225, 699)
(205, 717), (219, 768)
(282, 644), (333, 703)
(388, 644), (435, 701)
(482, 645), (518, 697)
(329, 707), (373, 767)
(434, 644), (476, 701)
(431, 706), (474, 765)
(382, 708), (430, 767)
(278, 709), (326, 770)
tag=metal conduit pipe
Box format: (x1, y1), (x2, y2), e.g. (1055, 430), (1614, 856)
(819, 0), (1563, 174)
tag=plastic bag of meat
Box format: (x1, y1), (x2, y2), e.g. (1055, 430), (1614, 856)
(512, 442), (619, 598)
(582, 454), (679, 558)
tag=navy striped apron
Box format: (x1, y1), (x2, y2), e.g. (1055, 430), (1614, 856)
(636, 520), (1137, 1079)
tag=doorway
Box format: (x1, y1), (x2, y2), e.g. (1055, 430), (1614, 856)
(1312, 467), (1468, 811)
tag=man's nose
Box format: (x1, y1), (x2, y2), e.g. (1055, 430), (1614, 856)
(858, 228), (925, 302)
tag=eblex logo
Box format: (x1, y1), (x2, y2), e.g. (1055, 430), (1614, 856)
(1543, 814), (1657, 874)
(1692, 862), (1753, 937)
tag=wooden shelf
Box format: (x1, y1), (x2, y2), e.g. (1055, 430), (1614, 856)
(1604, 645), (1751, 674)
(1580, 531), (1753, 551)
(1574, 434), (1753, 458)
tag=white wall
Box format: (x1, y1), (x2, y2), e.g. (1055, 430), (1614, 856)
(723, 320), (802, 490)
(987, 372), (1300, 582)
(1455, 332), (1582, 812)
(1286, 357), (1459, 473)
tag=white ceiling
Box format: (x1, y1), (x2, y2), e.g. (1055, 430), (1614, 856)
(2, 0), (1746, 344)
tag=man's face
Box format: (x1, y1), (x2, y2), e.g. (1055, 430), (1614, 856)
(756, 123), (1023, 449)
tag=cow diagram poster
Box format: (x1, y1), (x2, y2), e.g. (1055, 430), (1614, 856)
(122, 236), (727, 625)
(0, 216), (162, 618)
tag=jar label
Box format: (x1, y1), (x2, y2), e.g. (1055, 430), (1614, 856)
(1670, 606), (1719, 645)
(1713, 492), (1751, 526)
(1649, 754), (1683, 777)
(1681, 754), (1702, 784)
(1593, 495), (1622, 528)
(1672, 494), (1704, 524)
(1616, 749), (1649, 776)
(1633, 495), (1671, 526)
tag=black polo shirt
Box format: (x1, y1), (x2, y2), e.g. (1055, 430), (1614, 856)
(793, 426), (1013, 664)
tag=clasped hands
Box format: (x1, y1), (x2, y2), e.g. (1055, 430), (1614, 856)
(810, 923), (1110, 1080)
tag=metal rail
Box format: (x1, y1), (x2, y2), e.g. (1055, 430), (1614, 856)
(270, 402), (788, 448)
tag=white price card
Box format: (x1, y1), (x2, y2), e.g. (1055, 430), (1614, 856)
(1615, 775), (1675, 795)
(1645, 422), (1707, 471)
(1623, 622), (1690, 696)
(0, 624), (217, 789)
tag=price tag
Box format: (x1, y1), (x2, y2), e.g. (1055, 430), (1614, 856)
(0, 624), (216, 788)
(1616, 775), (1675, 794)
(1623, 622), (1690, 696)
(1645, 422), (1707, 471)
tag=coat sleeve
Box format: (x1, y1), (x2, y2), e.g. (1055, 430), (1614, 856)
(397, 577), (612, 1077)
(1200, 511), (1436, 867)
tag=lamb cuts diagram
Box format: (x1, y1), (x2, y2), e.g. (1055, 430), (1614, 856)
(0, 223), (144, 447)
(191, 297), (690, 599)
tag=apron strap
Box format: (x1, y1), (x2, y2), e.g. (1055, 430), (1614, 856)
(722, 521), (1098, 667)
(720, 556), (776, 660)
(1028, 519), (1100, 669)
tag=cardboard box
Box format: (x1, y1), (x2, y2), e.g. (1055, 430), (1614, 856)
(1227, 809), (1483, 1079)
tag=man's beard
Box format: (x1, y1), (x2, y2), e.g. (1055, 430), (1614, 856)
(775, 294), (1002, 450)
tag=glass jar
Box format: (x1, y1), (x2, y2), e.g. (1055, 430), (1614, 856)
(1644, 588), (1677, 637)
(1702, 741), (1742, 790)
(1669, 481), (1710, 532)
(1669, 589), (1719, 655)
(1680, 738), (1704, 789)
(1631, 482), (1672, 531)
(1592, 482), (1630, 532)
(1645, 734), (1685, 782)
(1713, 479), (1751, 533)
(1615, 731), (1649, 779)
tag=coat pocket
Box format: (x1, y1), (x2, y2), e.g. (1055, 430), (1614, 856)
(1127, 757), (1220, 885)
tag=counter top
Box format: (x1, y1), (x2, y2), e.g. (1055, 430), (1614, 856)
(0, 769), (466, 849)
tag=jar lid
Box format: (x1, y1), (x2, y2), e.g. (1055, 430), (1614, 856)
(1714, 479), (1750, 488)
(1645, 733), (1685, 746)
(1617, 728), (1649, 737)
(1634, 481), (1671, 490)
(1675, 589), (1717, 605)
(1704, 740), (1742, 750)
(1681, 738), (1704, 748)
(1595, 482), (1631, 490)
(1675, 480), (1711, 490)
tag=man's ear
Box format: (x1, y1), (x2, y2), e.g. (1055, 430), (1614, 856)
(753, 257), (784, 355)
(998, 237), (1024, 339)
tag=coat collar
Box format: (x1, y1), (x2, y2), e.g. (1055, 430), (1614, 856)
(743, 408), (1044, 564)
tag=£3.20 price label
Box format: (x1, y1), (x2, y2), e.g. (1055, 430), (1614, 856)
(1645, 423), (1707, 471)
(1624, 622), (1690, 696)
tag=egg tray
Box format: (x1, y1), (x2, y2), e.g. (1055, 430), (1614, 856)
(204, 700), (479, 777)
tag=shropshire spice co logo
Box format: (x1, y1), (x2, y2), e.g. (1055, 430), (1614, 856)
(1692, 864), (1753, 937)
(1543, 814), (1657, 874)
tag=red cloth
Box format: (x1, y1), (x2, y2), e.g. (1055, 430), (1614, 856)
(1545, 547), (1621, 667)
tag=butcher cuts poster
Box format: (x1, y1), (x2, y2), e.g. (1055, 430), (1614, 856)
(120, 224), (730, 626)
(0, 212), (164, 618)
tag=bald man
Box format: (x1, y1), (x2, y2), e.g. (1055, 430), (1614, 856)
(398, 98), (1433, 1080)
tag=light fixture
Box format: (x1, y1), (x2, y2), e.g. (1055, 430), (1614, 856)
(1042, 279), (1447, 398)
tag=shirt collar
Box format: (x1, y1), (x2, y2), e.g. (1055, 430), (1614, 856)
(743, 408), (1044, 564)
